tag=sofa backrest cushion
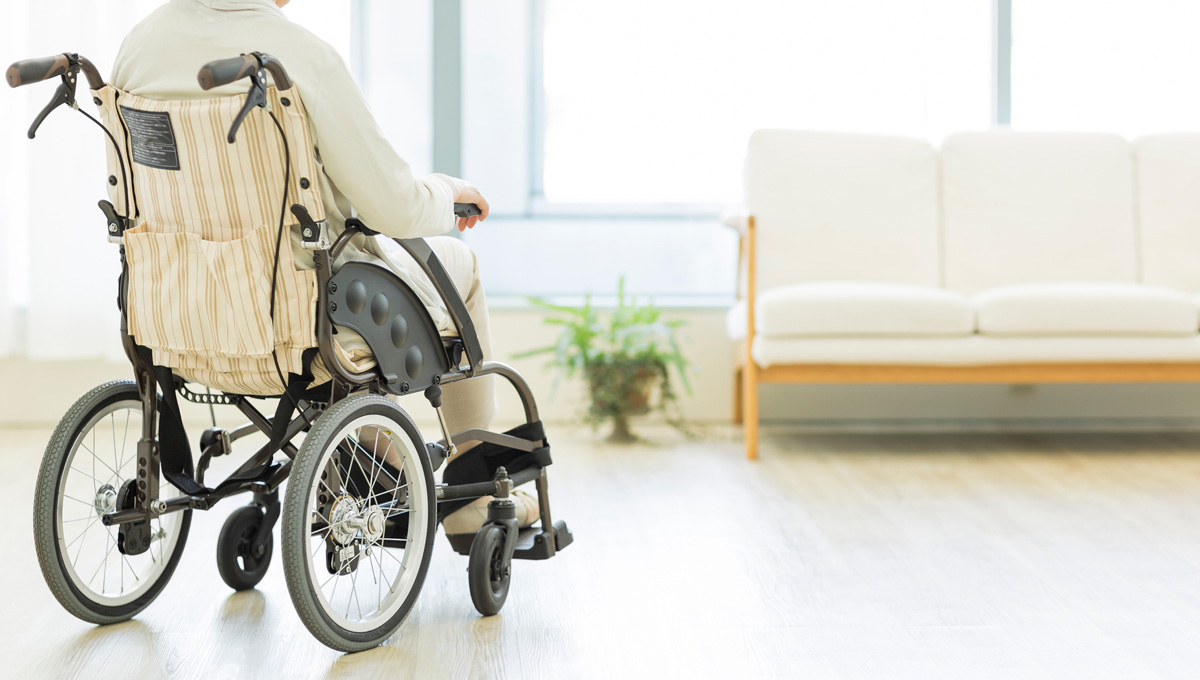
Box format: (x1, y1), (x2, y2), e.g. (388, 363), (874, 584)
(745, 130), (940, 290)
(941, 132), (1137, 294)
(1135, 133), (1200, 292)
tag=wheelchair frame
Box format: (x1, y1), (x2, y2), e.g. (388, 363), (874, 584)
(101, 227), (571, 557)
(9, 49), (571, 646)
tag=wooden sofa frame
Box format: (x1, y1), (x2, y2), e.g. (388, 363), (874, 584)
(733, 215), (1200, 460)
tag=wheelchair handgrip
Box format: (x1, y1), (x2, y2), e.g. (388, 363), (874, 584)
(454, 203), (481, 218)
(198, 53), (294, 91)
(6, 54), (70, 88)
(197, 55), (258, 90)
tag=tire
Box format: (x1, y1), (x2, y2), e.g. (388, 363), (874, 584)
(282, 394), (436, 653)
(217, 505), (273, 591)
(33, 380), (192, 624)
(468, 524), (510, 616)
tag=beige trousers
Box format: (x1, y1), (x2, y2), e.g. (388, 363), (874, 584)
(416, 236), (498, 438)
(356, 236), (496, 470)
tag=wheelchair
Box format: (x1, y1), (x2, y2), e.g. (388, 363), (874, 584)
(8, 51), (572, 653)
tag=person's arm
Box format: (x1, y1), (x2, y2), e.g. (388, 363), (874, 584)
(305, 50), (477, 238)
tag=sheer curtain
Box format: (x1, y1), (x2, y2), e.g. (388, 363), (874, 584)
(0, 0), (369, 362)
(0, 1), (160, 361)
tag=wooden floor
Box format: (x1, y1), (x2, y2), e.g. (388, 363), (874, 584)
(3, 424), (1200, 679)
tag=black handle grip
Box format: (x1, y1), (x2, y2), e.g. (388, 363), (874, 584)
(6, 54), (70, 88)
(454, 203), (481, 218)
(197, 55), (258, 91)
(198, 52), (293, 91)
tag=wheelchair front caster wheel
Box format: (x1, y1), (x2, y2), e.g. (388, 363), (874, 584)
(468, 524), (511, 616)
(217, 505), (273, 590)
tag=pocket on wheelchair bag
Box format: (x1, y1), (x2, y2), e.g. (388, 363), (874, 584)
(124, 222), (301, 358)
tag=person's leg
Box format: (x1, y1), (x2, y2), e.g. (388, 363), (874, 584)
(361, 237), (537, 531)
(425, 236), (498, 446)
(362, 236), (496, 466)
(421, 238), (538, 530)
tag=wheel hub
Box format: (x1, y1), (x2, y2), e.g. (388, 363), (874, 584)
(362, 506), (385, 542)
(328, 495), (362, 545)
(94, 483), (118, 517)
(329, 494), (388, 546)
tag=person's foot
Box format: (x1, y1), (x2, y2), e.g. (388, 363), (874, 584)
(442, 489), (540, 536)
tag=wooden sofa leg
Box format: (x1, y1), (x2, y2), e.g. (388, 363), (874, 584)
(743, 361), (759, 460)
(733, 365), (744, 424)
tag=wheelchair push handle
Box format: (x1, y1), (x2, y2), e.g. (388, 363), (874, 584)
(198, 53), (293, 91)
(454, 203), (481, 218)
(6, 53), (104, 90)
(6, 54), (69, 88)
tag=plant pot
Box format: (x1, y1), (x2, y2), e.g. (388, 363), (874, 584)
(584, 359), (661, 443)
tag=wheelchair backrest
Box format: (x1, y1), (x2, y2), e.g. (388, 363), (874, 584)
(93, 81), (325, 395)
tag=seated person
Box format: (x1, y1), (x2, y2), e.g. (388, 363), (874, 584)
(111, 0), (537, 536)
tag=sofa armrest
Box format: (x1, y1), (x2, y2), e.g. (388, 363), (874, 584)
(720, 209), (750, 236)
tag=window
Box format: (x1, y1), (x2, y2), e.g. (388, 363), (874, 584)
(1011, 0), (1200, 135)
(457, 0), (992, 299)
(536, 0), (993, 207)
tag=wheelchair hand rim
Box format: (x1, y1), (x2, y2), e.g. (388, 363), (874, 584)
(301, 413), (431, 634)
(55, 400), (185, 607)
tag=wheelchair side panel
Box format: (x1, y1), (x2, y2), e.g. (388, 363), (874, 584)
(327, 261), (451, 395)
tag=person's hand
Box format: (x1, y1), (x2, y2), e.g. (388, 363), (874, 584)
(455, 184), (489, 232)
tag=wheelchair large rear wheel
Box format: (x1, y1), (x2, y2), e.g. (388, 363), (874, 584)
(281, 393), (436, 653)
(33, 380), (192, 624)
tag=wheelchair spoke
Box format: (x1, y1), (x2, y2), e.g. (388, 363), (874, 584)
(71, 517), (99, 568)
(111, 414), (120, 481)
(349, 568), (361, 619)
(80, 441), (121, 481)
(116, 410), (132, 472)
(65, 514), (101, 552)
(68, 466), (105, 486)
(88, 530), (116, 589)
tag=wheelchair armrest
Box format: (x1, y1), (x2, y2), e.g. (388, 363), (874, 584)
(392, 237), (485, 371)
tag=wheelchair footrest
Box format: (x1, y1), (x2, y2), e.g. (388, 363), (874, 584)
(512, 520), (574, 560)
(444, 520), (573, 559)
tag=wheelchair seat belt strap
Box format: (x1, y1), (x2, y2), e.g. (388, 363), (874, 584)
(152, 365), (208, 497)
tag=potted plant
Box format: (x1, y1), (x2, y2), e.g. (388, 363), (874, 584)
(517, 278), (692, 442)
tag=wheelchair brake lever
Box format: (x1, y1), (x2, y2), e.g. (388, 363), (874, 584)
(226, 70), (268, 144)
(99, 200), (130, 244)
(27, 78), (75, 139)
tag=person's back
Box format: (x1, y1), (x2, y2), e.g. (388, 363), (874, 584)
(113, 0), (478, 246)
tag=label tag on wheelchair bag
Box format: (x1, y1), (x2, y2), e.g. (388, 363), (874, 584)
(119, 106), (181, 171)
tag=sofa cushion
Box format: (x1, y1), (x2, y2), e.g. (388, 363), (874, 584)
(941, 132), (1137, 293)
(745, 130), (940, 290)
(727, 281), (973, 340)
(1135, 134), (1200, 292)
(752, 335), (1200, 367)
(974, 282), (1198, 336)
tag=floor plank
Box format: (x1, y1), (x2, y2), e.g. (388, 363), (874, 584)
(2, 425), (1200, 679)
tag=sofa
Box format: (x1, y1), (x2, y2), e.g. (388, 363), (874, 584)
(726, 129), (1200, 459)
